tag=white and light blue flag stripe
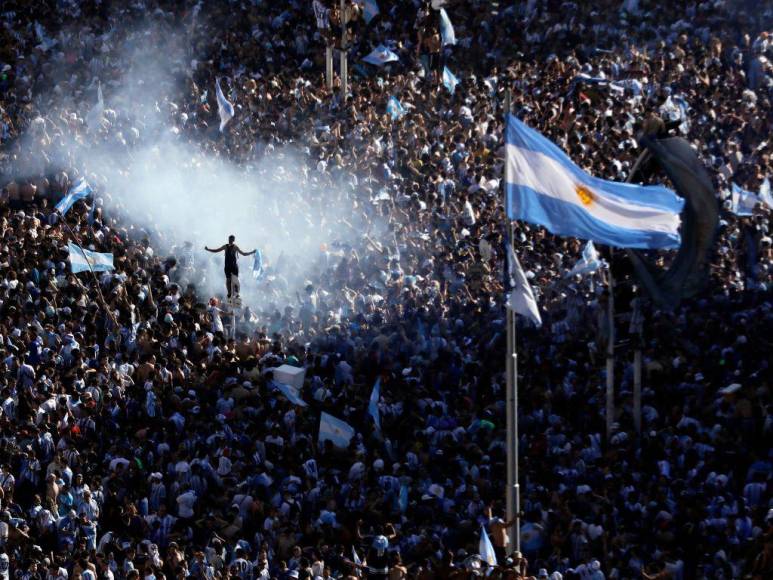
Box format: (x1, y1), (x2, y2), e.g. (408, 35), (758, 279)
(68, 242), (114, 274)
(566, 241), (606, 277)
(319, 412), (355, 448)
(363, 45), (399, 66)
(56, 178), (93, 215)
(368, 377), (381, 431)
(386, 96), (405, 120)
(215, 78), (234, 132)
(270, 380), (308, 407)
(362, 0), (379, 24)
(759, 177), (773, 210)
(252, 248), (265, 280)
(505, 114), (684, 249)
(442, 66), (458, 93)
(730, 183), (759, 216)
(439, 9), (456, 46)
(479, 526), (497, 566)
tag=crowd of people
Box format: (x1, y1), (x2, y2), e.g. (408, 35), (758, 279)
(0, 1), (772, 579)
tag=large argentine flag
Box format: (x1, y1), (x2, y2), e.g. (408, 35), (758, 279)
(56, 178), (93, 215)
(319, 412), (355, 448)
(270, 380), (308, 407)
(505, 114), (684, 249)
(68, 242), (114, 274)
(363, 45), (399, 66)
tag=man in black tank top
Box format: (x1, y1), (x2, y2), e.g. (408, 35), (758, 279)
(205, 235), (256, 298)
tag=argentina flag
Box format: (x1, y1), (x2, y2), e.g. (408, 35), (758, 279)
(215, 78), (234, 132)
(439, 9), (456, 46)
(363, 45), (399, 66)
(68, 242), (114, 274)
(318, 412), (355, 448)
(386, 96), (405, 120)
(55, 178), (93, 215)
(368, 377), (381, 431)
(362, 0), (379, 24)
(505, 114), (684, 249)
(442, 66), (458, 93)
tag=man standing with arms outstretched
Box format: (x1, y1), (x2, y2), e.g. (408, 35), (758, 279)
(205, 235), (256, 298)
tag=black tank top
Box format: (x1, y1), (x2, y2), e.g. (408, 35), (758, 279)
(225, 244), (238, 270)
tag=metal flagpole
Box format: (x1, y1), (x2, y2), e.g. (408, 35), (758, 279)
(605, 250), (615, 441)
(340, 0), (348, 99)
(503, 88), (520, 554)
(632, 297), (643, 435)
(326, 45), (334, 91)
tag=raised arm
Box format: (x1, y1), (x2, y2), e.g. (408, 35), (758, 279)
(204, 244), (227, 253)
(236, 245), (256, 256)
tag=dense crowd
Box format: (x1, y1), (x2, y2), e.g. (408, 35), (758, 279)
(0, 1), (772, 579)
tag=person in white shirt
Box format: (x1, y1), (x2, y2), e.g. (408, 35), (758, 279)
(176, 487), (196, 519)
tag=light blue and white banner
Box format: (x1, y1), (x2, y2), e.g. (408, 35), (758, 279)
(216, 78), (234, 132)
(252, 248), (265, 280)
(439, 9), (456, 46)
(363, 0), (379, 24)
(56, 178), (93, 216)
(270, 380), (308, 407)
(442, 66), (458, 93)
(319, 412), (355, 448)
(363, 45), (399, 66)
(505, 114), (684, 249)
(566, 241), (606, 277)
(479, 526), (497, 566)
(386, 96), (405, 120)
(368, 377), (381, 431)
(730, 183), (758, 216)
(68, 242), (114, 274)
(507, 244), (542, 327)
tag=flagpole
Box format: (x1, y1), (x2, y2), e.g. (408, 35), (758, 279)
(605, 249), (615, 441)
(503, 87), (520, 554)
(340, 0), (348, 99)
(632, 296), (643, 435)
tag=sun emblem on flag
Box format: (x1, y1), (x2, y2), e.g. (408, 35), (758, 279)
(575, 184), (595, 206)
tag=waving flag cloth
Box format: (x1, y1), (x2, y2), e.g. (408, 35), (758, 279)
(270, 380), (308, 407)
(730, 183), (758, 216)
(363, 45), (399, 66)
(439, 8), (456, 46)
(566, 241), (606, 277)
(442, 66), (458, 93)
(86, 83), (105, 131)
(215, 78), (234, 132)
(68, 242), (114, 274)
(506, 243), (542, 326)
(56, 177), (93, 215)
(505, 114), (684, 249)
(252, 248), (265, 280)
(362, 0), (379, 23)
(479, 526), (498, 566)
(319, 412), (355, 448)
(386, 96), (405, 120)
(368, 377), (381, 431)
(759, 177), (773, 210)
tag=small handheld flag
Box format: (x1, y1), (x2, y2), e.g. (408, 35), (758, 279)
(505, 114), (684, 249)
(730, 183), (758, 216)
(566, 241), (606, 278)
(759, 177), (773, 210)
(442, 66), (458, 93)
(439, 9), (456, 46)
(363, 45), (399, 66)
(215, 78), (235, 132)
(368, 377), (381, 431)
(479, 526), (497, 566)
(319, 412), (355, 448)
(67, 242), (114, 274)
(252, 248), (265, 280)
(507, 244), (542, 327)
(270, 380), (308, 407)
(362, 0), (380, 24)
(386, 96), (405, 120)
(56, 178), (93, 216)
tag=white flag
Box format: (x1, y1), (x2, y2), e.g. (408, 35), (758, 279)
(758, 177), (773, 210)
(507, 245), (542, 326)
